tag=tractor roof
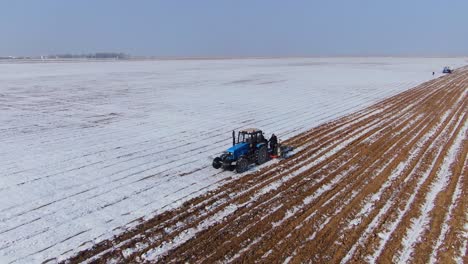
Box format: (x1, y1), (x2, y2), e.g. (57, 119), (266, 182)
(240, 128), (262, 134)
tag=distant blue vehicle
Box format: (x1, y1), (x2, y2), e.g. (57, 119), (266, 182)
(212, 128), (293, 173)
(443, 66), (453, 74)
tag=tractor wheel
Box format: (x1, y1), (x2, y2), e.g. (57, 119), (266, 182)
(236, 157), (249, 173)
(256, 145), (268, 165)
(212, 157), (222, 169)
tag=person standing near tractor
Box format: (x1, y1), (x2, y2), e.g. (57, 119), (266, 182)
(269, 133), (278, 155)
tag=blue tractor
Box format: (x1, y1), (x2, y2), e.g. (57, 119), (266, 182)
(442, 66), (453, 74)
(212, 128), (269, 173)
(212, 128), (292, 173)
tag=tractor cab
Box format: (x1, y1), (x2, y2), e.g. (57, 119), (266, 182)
(236, 128), (267, 145)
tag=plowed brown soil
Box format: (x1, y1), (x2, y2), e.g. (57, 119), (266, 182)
(63, 68), (468, 264)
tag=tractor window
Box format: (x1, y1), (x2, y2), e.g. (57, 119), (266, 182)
(237, 132), (244, 143)
(238, 132), (253, 143)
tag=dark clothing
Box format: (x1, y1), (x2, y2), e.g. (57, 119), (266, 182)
(269, 134), (278, 154)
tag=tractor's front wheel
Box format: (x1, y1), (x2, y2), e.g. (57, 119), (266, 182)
(212, 157), (222, 169)
(256, 145), (269, 165)
(236, 157), (249, 173)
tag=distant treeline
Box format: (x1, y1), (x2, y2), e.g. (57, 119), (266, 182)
(0, 53), (130, 60)
(51, 53), (129, 59)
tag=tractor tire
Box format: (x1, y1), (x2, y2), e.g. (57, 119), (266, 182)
(256, 145), (268, 165)
(236, 157), (249, 173)
(212, 157), (222, 169)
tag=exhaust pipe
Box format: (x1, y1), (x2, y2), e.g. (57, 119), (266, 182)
(232, 130), (235, 146)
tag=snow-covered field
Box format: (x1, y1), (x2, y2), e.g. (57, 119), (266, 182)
(0, 57), (466, 263)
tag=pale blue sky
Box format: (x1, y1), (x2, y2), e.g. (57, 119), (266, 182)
(1, 0), (467, 57)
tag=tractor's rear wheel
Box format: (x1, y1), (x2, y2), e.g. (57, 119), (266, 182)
(212, 157), (222, 169)
(256, 145), (268, 165)
(236, 157), (248, 173)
